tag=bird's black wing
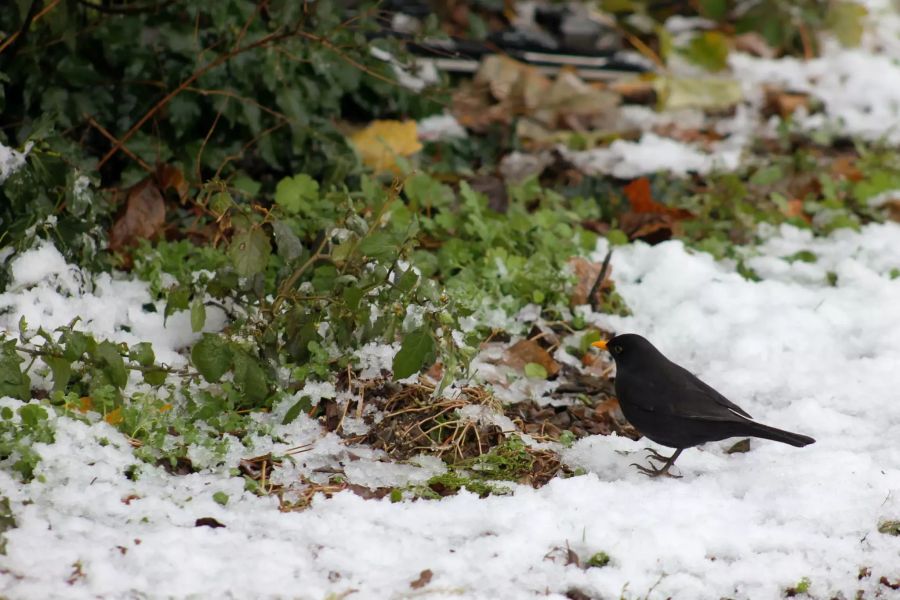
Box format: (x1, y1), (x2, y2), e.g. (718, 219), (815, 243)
(666, 362), (753, 421)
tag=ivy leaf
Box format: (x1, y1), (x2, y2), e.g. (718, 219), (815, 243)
(275, 174), (319, 214)
(393, 327), (435, 380)
(271, 220), (303, 262)
(96, 341), (128, 389)
(191, 334), (232, 383)
(228, 228), (271, 277)
(232, 350), (268, 404)
(282, 396), (312, 425)
(190, 297), (206, 333)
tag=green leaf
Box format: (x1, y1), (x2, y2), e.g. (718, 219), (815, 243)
(357, 231), (397, 260)
(208, 192), (233, 216)
(282, 396), (312, 425)
(191, 334), (232, 383)
(62, 330), (93, 361)
(96, 341), (128, 389)
(232, 350), (268, 404)
(44, 356), (72, 392)
(607, 229), (629, 246)
(783, 250), (817, 264)
(1, 406), (13, 419)
(827, 2), (867, 47)
(271, 220), (303, 262)
(191, 297), (206, 333)
(275, 174), (319, 214)
(228, 228), (271, 278)
(232, 175), (261, 197)
(212, 491), (229, 506)
(679, 31), (730, 72)
(396, 269), (419, 292)
(143, 368), (168, 386)
(18, 404), (48, 427)
(129, 342), (155, 367)
(164, 287), (191, 321)
(393, 327), (435, 380)
(698, 0), (728, 20)
(523, 362), (548, 379)
(342, 286), (364, 311)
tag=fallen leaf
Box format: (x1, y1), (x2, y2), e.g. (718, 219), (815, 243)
(410, 569), (433, 589)
(763, 87), (811, 119)
(104, 408), (123, 425)
(880, 576), (900, 590)
(733, 32), (776, 58)
(830, 155), (863, 182)
(568, 257), (612, 306)
(109, 178), (166, 251)
(350, 120), (422, 174)
(121, 494), (140, 505)
(623, 178), (691, 217)
(725, 438), (751, 454)
(502, 339), (560, 378)
(195, 517), (226, 528)
(655, 77), (743, 111)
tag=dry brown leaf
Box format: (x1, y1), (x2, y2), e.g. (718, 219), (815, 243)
(350, 120), (422, 174)
(410, 569), (433, 590)
(156, 163), (189, 202)
(109, 179), (166, 251)
(763, 87), (811, 118)
(502, 339), (560, 378)
(568, 257), (612, 306)
(609, 78), (657, 104)
(830, 155), (864, 182)
(623, 177), (691, 217)
(733, 32), (776, 58)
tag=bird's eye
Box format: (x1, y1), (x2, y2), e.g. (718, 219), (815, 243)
(613, 345), (623, 354)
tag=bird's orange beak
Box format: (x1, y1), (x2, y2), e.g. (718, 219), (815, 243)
(591, 339), (608, 351)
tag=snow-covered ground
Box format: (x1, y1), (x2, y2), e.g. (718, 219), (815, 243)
(2, 223), (900, 599)
(4, 0), (900, 598)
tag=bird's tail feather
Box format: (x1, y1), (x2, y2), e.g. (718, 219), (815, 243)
(744, 421), (815, 447)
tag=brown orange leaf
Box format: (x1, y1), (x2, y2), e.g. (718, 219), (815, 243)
(623, 178), (693, 218)
(104, 408), (123, 425)
(502, 339), (560, 378)
(410, 569), (433, 590)
(109, 179), (166, 251)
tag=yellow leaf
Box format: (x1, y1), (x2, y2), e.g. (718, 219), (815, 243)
(105, 408), (123, 425)
(79, 396), (93, 413)
(159, 403), (173, 413)
(350, 120), (422, 174)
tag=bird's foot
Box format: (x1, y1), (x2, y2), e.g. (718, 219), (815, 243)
(643, 448), (672, 464)
(630, 461), (682, 478)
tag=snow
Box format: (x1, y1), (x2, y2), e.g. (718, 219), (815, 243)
(0, 141), (32, 184)
(3, 223), (900, 598)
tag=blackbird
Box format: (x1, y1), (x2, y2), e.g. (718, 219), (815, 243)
(592, 334), (815, 477)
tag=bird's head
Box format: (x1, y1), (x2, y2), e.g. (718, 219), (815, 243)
(591, 333), (661, 367)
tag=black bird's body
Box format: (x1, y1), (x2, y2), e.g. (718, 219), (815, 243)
(593, 334), (815, 476)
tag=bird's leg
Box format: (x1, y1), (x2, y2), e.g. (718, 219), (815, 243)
(630, 448), (684, 478)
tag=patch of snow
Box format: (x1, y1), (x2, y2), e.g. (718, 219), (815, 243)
(0, 141), (32, 183)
